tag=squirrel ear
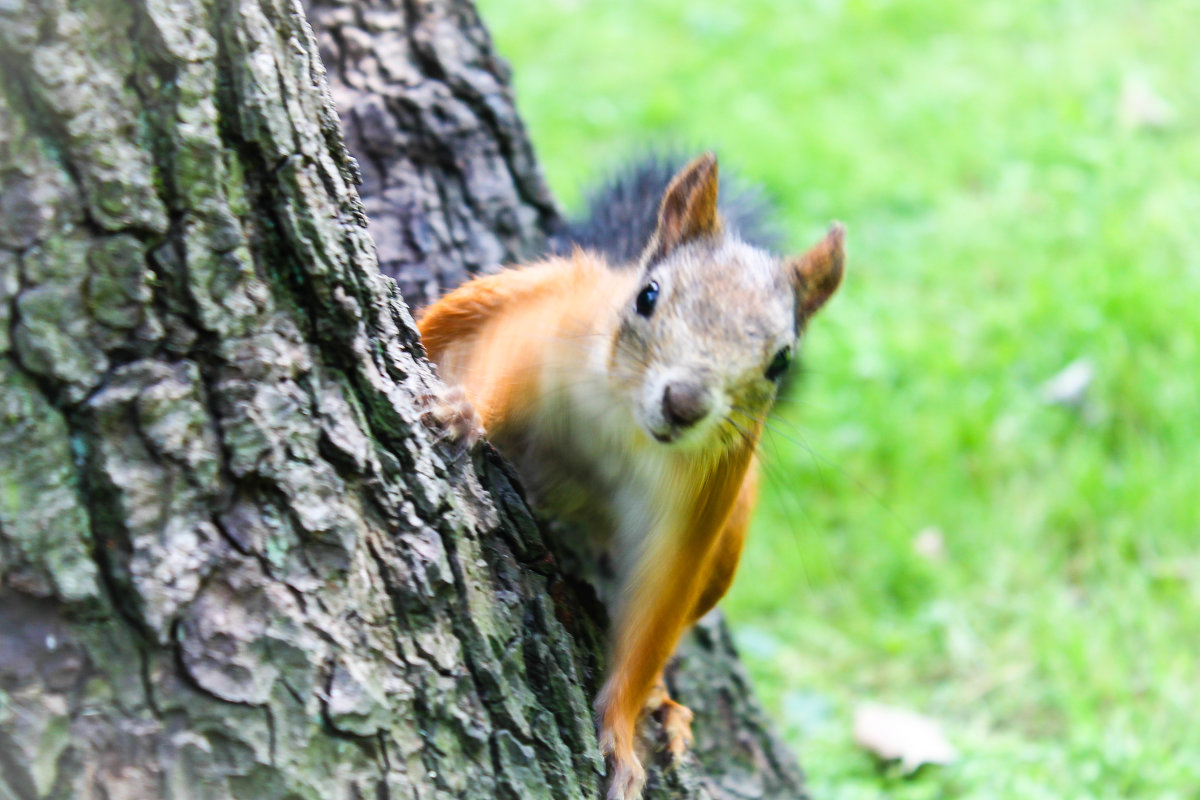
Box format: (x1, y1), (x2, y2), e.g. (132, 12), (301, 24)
(646, 152), (722, 262)
(789, 223), (845, 318)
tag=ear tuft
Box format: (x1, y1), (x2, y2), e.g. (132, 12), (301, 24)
(645, 152), (722, 262)
(791, 223), (845, 318)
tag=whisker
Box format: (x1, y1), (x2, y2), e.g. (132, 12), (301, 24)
(722, 414), (758, 451)
(752, 426), (821, 593)
(732, 405), (827, 469)
(733, 404), (912, 534)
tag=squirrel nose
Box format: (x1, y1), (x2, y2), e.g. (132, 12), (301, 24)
(662, 381), (709, 429)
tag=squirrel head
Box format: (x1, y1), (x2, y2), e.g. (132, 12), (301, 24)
(609, 152), (845, 452)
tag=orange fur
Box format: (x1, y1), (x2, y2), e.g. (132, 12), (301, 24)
(595, 441), (757, 788)
(691, 457), (757, 624)
(418, 252), (637, 433)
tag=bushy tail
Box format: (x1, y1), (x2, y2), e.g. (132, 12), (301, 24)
(552, 154), (783, 265)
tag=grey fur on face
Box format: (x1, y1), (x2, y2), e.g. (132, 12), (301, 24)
(611, 234), (797, 449)
(555, 154), (784, 264)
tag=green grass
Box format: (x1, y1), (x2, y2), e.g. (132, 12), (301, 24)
(475, 0), (1200, 796)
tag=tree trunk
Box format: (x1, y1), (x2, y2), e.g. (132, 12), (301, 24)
(0, 1), (808, 798)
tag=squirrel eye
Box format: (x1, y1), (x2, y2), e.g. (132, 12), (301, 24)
(765, 347), (791, 381)
(635, 281), (659, 317)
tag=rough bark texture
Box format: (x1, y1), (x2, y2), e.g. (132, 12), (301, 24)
(306, 0), (562, 307)
(0, 1), (808, 798)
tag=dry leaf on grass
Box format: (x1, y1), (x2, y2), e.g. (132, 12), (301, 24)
(1118, 74), (1174, 131)
(853, 702), (956, 773)
(1041, 358), (1094, 408)
(912, 527), (946, 561)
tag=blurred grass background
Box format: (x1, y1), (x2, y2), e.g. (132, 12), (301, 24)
(474, 0), (1200, 797)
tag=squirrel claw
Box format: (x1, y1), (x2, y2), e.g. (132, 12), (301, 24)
(646, 676), (695, 761)
(417, 386), (483, 457)
(655, 697), (695, 760)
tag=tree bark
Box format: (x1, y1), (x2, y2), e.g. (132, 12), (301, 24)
(0, 1), (808, 798)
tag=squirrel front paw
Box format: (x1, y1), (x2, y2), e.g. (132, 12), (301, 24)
(598, 729), (646, 800)
(604, 755), (647, 800)
(417, 385), (484, 458)
(596, 692), (647, 800)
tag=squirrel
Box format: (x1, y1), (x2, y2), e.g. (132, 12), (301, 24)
(417, 153), (844, 800)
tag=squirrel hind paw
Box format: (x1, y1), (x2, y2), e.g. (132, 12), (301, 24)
(417, 385), (484, 457)
(654, 697), (695, 760)
(646, 678), (695, 761)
